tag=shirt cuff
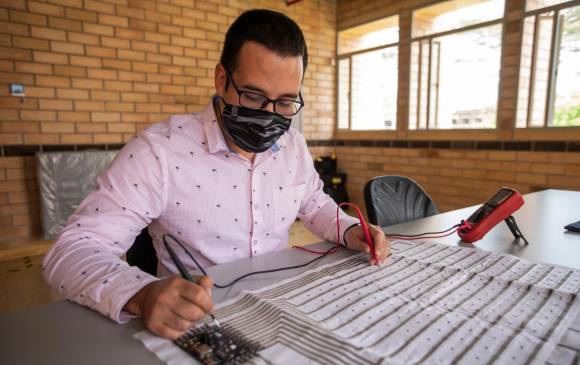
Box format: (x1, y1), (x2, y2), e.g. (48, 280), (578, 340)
(342, 223), (360, 246)
(338, 214), (361, 246)
(113, 275), (159, 324)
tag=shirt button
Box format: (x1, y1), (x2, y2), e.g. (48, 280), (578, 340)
(254, 204), (259, 209)
(253, 240), (258, 245)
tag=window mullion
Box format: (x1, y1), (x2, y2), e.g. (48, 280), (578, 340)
(526, 14), (541, 128)
(416, 41), (423, 129)
(545, 10), (562, 127)
(426, 39), (433, 130)
(348, 56), (352, 130)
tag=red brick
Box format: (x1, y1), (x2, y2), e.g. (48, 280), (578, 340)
(0, 46), (32, 61)
(48, 16), (82, 32)
(28, 1), (65, 17)
(36, 75), (70, 87)
(70, 55), (102, 68)
(102, 36), (130, 49)
(68, 32), (100, 46)
(30, 26), (66, 41)
(41, 122), (75, 133)
(14, 62), (52, 74)
(32, 50), (67, 64)
(1, 122), (40, 133)
(20, 110), (57, 121)
(87, 68), (117, 80)
(58, 111), (90, 122)
(84, 23), (114, 36)
(61, 134), (93, 144)
(12, 36), (50, 51)
(86, 46), (116, 58)
(72, 78), (102, 90)
(91, 90), (119, 101)
(53, 65), (86, 77)
(51, 41), (84, 55)
(9, 10), (47, 26)
(84, 0), (115, 14)
(64, 8), (97, 22)
(76, 123), (106, 133)
(99, 14), (128, 27)
(75, 100), (105, 110)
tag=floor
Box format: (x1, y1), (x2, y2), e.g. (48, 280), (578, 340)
(0, 220), (321, 313)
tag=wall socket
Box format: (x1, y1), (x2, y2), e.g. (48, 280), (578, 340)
(10, 83), (25, 97)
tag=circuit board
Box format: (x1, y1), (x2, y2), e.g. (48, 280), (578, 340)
(174, 324), (262, 365)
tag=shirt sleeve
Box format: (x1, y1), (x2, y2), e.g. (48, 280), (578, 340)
(42, 134), (167, 323)
(296, 140), (360, 245)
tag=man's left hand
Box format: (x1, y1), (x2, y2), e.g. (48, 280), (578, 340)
(343, 224), (390, 265)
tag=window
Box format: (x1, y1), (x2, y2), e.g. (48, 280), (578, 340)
(409, 0), (504, 130)
(337, 15), (399, 130)
(516, 1), (580, 127)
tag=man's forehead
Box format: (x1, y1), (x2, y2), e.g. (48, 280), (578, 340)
(228, 45), (302, 99)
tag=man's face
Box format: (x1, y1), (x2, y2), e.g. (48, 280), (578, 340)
(215, 41), (303, 113)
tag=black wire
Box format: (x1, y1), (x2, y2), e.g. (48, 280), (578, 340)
(162, 233), (340, 289)
(385, 223), (461, 238)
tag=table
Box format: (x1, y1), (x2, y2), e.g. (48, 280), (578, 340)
(0, 189), (578, 365)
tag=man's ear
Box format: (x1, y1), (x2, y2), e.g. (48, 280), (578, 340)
(214, 64), (227, 97)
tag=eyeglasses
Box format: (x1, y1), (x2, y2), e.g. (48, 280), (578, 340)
(225, 70), (304, 117)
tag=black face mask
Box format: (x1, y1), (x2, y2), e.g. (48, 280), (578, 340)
(219, 99), (292, 153)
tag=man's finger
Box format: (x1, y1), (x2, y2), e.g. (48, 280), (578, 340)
(171, 297), (206, 323)
(196, 276), (214, 298)
(165, 309), (195, 331)
(178, 281), (213, 314)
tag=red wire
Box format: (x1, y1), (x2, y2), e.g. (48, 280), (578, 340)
(387, 228), (460, 240)
(292, 203), (471, 256)
(293, 202), (377, 263)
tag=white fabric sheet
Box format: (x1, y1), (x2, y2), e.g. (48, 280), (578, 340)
(135, 240), (580, 364)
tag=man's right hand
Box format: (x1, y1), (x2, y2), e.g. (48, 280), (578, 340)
(124, 275), (214, 339)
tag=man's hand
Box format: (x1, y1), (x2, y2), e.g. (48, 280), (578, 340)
(124, 275), (214, 340)
(343, 224), (390, 265)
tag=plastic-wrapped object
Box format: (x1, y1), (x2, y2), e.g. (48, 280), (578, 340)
(36, 150), (119, 239)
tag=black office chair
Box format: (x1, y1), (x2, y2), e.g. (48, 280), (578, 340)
(364, 176), (438, 227)
(126, 228), (158, 276)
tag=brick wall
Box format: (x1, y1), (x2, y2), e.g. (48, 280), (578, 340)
(0, 156), (40, 242)
(335, 146), (580, 217)
(0, 0), (336, 145)
(0, 0), (337, 244)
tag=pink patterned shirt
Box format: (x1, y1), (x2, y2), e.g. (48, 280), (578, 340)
(43, 97), (359, 323)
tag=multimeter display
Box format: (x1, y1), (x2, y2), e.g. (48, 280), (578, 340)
(466, 188), (514, 224)
(487, 188), (513, 207)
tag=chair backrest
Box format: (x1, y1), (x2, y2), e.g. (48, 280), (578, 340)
(364, 176), (438, 227)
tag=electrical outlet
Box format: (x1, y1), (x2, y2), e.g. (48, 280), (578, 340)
(10, 84), (25, 97)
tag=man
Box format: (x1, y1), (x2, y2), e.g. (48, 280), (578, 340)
(43, 9), (389, 340)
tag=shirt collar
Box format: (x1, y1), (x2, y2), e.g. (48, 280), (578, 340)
(201, 96), (230, 154)
(201, 95), (287, 155)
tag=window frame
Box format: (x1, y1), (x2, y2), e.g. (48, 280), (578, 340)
(335, 0), (580, 142)
(516, 0), (580, 129)
(409, 6), (505, 131)
(336, 16), (400, 132)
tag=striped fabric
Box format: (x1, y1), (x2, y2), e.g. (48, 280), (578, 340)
(209, 240), (580, 365)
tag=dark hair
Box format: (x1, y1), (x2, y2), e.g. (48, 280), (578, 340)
(220, 9), (308, 78)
